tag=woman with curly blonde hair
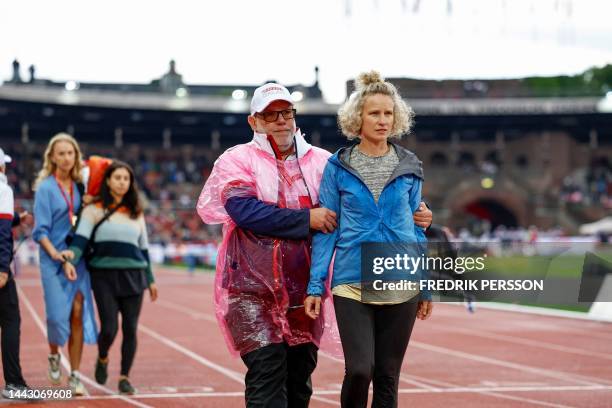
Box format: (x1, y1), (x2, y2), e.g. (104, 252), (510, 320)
(305, 71), (433, 407)
(32, 133), (97, 396)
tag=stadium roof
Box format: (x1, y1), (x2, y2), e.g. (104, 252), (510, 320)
(1, 83), (609, 116)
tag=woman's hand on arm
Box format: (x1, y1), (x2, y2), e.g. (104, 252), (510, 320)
(304, 295), (321, 319)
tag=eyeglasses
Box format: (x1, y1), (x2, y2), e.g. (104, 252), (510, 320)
(256, 108), (297, 122)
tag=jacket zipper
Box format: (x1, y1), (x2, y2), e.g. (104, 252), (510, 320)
(334, 155), (416, 211)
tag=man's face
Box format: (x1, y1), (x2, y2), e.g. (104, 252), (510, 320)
(248, 100), (296, 150)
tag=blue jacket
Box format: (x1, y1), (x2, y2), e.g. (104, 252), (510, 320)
(307, 143), (428, 297)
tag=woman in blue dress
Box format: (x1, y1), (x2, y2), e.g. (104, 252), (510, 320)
(32, 133), (97, 396)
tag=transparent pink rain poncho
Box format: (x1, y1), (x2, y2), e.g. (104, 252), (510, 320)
(197, 130), (341, 357)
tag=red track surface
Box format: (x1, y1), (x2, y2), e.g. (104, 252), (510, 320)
(5, 265), (612, 407)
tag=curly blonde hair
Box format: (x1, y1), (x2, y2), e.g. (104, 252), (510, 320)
(338, 71), (414, 140)
(33, 133), (83, 190)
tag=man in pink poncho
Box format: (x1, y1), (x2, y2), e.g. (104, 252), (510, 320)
(197, 83), (432, 407)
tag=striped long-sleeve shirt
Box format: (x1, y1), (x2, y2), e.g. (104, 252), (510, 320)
(69, 203), (154, 284)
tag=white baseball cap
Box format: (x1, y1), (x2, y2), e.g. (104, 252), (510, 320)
(0, 148), (12, 166)
(250, 83), (293, 115)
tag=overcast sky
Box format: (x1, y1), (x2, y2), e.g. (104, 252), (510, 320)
(2, 0), (611, 102)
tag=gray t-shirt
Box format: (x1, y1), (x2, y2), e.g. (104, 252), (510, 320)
(349, 144), (399, 202)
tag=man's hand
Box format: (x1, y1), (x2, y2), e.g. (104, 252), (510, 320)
(18, 211), (33, 226)
(63, 262), (77, 281)
(310, 208), (337, 233)
(0, 272), (8, 289)
(413, 202), (432, 229)
(149, 283), (158, 302)
(417, 300), (433, 320)
(304, 295), (321, 319)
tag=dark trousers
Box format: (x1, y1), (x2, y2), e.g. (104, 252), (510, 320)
(334, 296), (419, 408)
(241, 342), (318, 408)
(92, 284), (144, 376)
(0, 279), (26, 386)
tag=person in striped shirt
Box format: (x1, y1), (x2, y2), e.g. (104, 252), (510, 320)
(63, 161), (158, 395)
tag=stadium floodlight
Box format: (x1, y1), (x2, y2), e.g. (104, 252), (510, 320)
(65, 81), (79, 91)
(597, 91), (612, 112)
(232, 89), (247, 100)
(176, 87), (188, 98)
(291, 91), (304, 102)
(481, 177), (494, 189)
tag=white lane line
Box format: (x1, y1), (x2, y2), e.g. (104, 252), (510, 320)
(148, 276), (597, 406)
(139, 324), (340, 406)
(470, 302), (612, 323)
(320, 330), (587, 407)
(155, 299), (217, 323)
(42, 384), (612, 400)
(399, 388), (575, 408)
(156, 303), (438, 393)
(438, 302), (612, 341)
(138, 324), (244, 384)
(18, 287), (153, 408)
(76, 391), (244, 399)
(158, 295), (587, 403)
(318, 350), (438, 391)
(425, 322), (612, 361)
(397, 374), (440, 391)
(410, 340), (605, 387)
(399, 385), (610, 393)
(438, 303), (612, 343)
(321, 350), (576, 407)
(322, 339), (583, 408)
(400, 374), (579, 408)
(311, 395), (341, 406)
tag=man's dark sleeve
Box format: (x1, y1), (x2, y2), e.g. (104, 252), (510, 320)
(0, 217), (13, 273)
(224, 196), (310, 240)
(11, 211), (20, 228)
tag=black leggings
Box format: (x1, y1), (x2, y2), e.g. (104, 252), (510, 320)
(92, 286), (144, 376)
(333, 296), (419, 408)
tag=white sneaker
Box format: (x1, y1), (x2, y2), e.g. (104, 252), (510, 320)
(68, 373), (87, 396)
(47, 354), (62, 385)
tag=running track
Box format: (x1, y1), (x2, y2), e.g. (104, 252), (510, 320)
(4, 265), (612, 407)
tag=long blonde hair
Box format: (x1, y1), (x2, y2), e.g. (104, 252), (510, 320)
(33, 133), (83, 190)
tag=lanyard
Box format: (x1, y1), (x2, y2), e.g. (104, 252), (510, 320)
(54, 175), (75, 226)
(266, 133), (314, 209)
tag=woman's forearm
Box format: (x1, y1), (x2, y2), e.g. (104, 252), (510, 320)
(39, 236), (60, 259)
